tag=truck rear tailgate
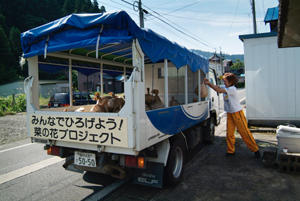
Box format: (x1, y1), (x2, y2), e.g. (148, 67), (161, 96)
(28, 113), (128, 148)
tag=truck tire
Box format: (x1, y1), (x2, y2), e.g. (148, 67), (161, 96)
(203, 118), (215, 144)
(164, 138), (185, 187)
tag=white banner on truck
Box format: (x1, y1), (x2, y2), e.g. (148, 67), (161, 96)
(29, 114), (128, 147)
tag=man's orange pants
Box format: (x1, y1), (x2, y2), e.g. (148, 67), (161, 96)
(226, 110), (259, 153)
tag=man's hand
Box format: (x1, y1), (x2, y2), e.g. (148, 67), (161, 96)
(203, 78), (226, 93)
(203, 78), (210, 85)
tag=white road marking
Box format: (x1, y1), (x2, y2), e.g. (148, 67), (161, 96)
(0, 157), (64, 185)
(0, 143), (34, 154)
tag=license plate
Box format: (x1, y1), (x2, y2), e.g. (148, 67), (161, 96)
(54, 103), (58, 107)
(74, 151), (96, 167)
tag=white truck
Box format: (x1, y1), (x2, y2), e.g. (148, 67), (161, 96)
(21, 11), (220, 188)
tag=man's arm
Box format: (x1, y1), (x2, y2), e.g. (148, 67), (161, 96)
(203, 78), (227, 93)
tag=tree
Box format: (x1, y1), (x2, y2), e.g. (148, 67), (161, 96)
(0, 25), (17, 84)
(100, 5), (106, 13)
(0, 5), (5, 25)
(75, 0), (85, 13)
(63, 0), (76, 15)
(230, 59), (244, 70)
(0, 0), (107, 85)
(9, 27), (22, 76)
(91, 0), (100, 13)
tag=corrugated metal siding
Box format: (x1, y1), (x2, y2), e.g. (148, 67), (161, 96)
(244, 36), (300, 122)
(0, 81), (24, 97)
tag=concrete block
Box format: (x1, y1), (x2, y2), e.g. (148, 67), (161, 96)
(262, 148), (277, 167)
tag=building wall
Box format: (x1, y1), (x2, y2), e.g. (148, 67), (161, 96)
(209, 60), (222, 78)
(39, 83), (70, 98)
(0, 81), (24, 97)
(78, 72), (124, 94)
(243, 36), (300, 126)
(78, 72), (100, 92)
(0, 80), (69, 98)
(39, 84), (57, 98)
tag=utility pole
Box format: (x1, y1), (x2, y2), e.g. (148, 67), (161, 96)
(220, 47), (223, 75)
(214, 50), (217, 73)
(138, 0), (144, 28)
(251, 0), (257, 34)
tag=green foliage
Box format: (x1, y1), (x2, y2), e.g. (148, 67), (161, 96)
(63, 0), (76, 15)
(0, 94), (26, 115)
(72, 70), (78, 89)
(0, 0), (106, 85)
(0, 24), (18, 85)
(9, 26), (22, 75)
(0, 5), (5, 25)
(100, 6), (106, 12)
(236, 82), (245, 88)
(230, 59), (244, 70)
(14, 94), (27, 112)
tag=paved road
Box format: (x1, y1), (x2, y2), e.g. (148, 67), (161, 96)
(0, 138), (119, 200)
(0, 89), (245, 201)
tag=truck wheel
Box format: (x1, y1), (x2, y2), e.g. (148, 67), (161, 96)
(203, 118), (215, 144)
(164, 138), (185, 187)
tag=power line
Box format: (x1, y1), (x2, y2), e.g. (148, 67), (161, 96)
(163, 0), (204, 15)
(145, 9), (215, 49)
(157, 13), (252, 23)
(109, 0), (136, 11)
(113, 0), (215, 49)
(150, 17), (200, 48)
(153, 0), (178, 7)
(120, 0), (135, 7)
(142, 3), (215, 48)
(143, 4), (215, 49)
(151, 7), (251, 15)
(221, 0), (241, 46)
(97, 0), (138, 17)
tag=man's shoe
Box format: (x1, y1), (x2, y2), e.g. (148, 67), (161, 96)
(225, 152), (235, 157)
(255, 151), (261, 159)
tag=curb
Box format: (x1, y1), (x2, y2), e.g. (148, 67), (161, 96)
(249, 128), (276, 133)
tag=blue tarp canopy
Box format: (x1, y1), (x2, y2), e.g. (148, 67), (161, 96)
(39, 59), (133, 77)
(21, 11), (209, 74)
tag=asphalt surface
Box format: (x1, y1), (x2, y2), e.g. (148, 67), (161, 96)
(106, 103), (300, 201)
(150, 131), (300, 201)
(4, 89), (300, 200)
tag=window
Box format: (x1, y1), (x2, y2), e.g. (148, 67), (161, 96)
(61, 87), (69, 93)
(74, 94), (81, 100)
(81, 94), (88, 99)
(158, 67), (185, 79)
(84, 83), (92, 89)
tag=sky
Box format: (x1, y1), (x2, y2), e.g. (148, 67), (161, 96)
(97, 0), (279, 55)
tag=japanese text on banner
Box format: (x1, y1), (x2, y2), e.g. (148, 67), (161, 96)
(29, 114), (128, 147)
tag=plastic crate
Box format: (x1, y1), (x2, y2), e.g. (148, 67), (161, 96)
(277, 125), (300, 159)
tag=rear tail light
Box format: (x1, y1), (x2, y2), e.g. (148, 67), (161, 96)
(48, 103), (51, 107)
(47, 146), (60, 156)
(60, 103), (70, 107)
(125, 156), (145, 169)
